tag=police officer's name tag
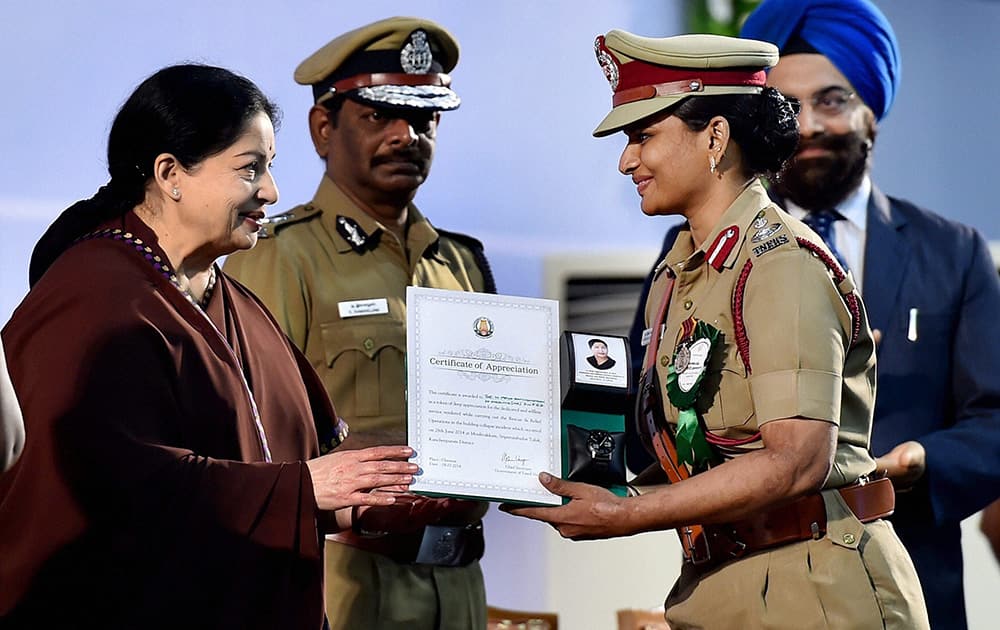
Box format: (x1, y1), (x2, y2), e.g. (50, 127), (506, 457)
(338, 298), (389, 318)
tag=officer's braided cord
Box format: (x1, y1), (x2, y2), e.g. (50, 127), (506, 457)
(794, 238), (862, 348)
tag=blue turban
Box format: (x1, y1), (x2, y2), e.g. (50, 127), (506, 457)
(740, 0), (901, 121)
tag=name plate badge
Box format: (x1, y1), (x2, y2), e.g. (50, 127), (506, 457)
(640, 327), (652, 347)
(338, 298), (389, 318)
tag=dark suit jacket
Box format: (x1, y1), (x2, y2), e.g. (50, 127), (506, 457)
(627, 187), (1000, 630)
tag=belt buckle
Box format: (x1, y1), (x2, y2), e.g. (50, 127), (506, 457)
(415, 524), (461, 565)
(682, 526), (712, 565)
(413, 522), (484, 566)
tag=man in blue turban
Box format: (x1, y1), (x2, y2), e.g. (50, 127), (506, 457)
(741, 0), (900, 122)
(738, 3), (1000, 629)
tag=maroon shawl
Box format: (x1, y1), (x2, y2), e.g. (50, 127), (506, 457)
(0, 212), (339, 628)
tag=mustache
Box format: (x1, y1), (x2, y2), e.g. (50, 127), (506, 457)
(371, 149), (426, 168)
(794, 133), (858, 157)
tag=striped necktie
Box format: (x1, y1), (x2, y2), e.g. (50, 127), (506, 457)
(803, 209), (850, 273)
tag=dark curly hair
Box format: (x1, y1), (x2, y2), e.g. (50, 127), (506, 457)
(671, 86), (799, 178)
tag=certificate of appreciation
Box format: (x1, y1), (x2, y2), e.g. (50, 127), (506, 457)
(406, 286), (562, 505)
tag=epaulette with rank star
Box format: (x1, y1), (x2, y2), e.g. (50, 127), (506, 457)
(257, 203), (322, 238)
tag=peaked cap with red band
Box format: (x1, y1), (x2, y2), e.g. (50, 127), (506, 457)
(593, 32), (778, 137)
(295, 16), (460, 112)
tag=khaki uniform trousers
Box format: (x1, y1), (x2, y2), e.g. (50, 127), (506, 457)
(665, 489), (930, 629)
(324, 539), (486, 630)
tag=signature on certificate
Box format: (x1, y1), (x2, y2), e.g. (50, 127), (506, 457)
(501, 452), (529, 466)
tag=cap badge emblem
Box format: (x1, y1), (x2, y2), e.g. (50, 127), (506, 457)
(401, 30), (434, 74)
(594, 37), (619, 91)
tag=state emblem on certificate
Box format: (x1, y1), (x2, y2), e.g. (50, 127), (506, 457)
(472, 316), (494, 339)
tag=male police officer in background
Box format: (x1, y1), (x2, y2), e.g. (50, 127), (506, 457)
(226, 17), (493, 629)
(628, 2), (1000, 627)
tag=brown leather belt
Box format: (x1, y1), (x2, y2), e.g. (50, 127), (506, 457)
(329, 521), (484, 567)
(688, 477), (895, 565)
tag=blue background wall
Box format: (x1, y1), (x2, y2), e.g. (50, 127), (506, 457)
(7, 1), (998, 322)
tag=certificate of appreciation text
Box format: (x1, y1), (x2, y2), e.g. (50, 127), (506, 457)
(406, 287), (561, 505)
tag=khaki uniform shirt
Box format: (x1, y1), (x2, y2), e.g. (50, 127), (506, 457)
(645, 181), (877, 487)
(225, 176), (490, 438)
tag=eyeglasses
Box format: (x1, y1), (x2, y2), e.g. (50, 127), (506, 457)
(785, 87), (857, 119)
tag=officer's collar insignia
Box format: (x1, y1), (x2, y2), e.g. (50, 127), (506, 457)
(336, 216), (370, 253)
(706, 226), (739, 271)
(401, 30), (434, 74)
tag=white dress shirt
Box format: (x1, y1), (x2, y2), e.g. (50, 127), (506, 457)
(786, 175), (871, 294)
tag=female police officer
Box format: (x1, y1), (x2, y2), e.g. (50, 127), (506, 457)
(504, 32), (928, 629)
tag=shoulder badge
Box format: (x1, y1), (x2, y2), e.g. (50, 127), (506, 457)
(748, 209), (790, 257)
(750, 208), (784, 243)
(751, 234), (790, 257)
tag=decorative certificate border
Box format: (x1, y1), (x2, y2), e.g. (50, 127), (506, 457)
(407, 287), (561, 505)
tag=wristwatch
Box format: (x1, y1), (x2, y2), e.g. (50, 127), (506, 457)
(587, 429), (616, 467)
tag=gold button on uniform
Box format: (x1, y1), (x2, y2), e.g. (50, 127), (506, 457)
(683, 299), (694, 310)
(363, 338), (375, 351)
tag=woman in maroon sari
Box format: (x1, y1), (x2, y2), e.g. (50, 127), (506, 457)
(0, 64), (417, 629)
